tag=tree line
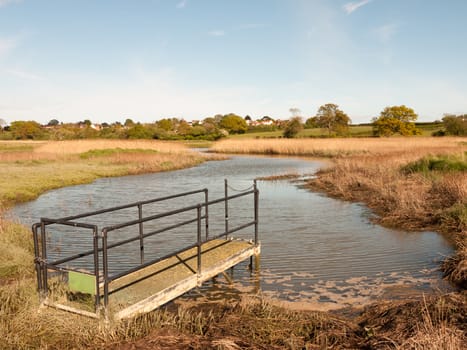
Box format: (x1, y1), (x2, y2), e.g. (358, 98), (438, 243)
(0, 105), (465, 140)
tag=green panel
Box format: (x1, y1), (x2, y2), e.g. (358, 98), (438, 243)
(68, 271), (96, 295)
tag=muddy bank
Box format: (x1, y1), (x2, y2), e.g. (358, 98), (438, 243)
(109, 293), (466, 349)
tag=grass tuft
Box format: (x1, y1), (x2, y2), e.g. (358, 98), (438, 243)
(402, 153), (467, 174)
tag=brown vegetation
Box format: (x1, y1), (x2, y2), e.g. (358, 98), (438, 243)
(211, 137), (464, 157)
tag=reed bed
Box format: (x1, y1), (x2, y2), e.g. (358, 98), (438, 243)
(212, 137), (465, 158)
(34, 139), (189, 155)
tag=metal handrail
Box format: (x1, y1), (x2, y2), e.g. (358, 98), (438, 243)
(32, 180), (259, 317)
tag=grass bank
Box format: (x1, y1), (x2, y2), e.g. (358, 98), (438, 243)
(0, 140), (217, 207)
(213, 137), (466, 287)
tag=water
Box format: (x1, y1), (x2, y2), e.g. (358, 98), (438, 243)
(10, 155), (454, 309)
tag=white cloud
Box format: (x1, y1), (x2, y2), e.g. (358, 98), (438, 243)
(343, 0), (372, 15)
(176, 0), (187, 9)
(208, 30), (225, 37)
(0, 0), (21, 8)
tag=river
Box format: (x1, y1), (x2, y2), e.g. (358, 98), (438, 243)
(10, 154), (454, 310)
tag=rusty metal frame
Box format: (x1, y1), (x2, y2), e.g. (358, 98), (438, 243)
(31, 180), (259, 318)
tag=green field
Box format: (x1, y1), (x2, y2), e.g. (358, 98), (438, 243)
(230, 123), (444, 139)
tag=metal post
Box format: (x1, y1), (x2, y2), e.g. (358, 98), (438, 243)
(224, 179), (229, 238)
(254, 179), (259, 246)
(32, 224), (43, 299)
(138, 204), (144, 264)
(40, 221), (48, 298)
(204, 189), (209, 240)
(197, 205), (202, 276)
(102, 229), (109, 311)
(93, 227), (100, 313)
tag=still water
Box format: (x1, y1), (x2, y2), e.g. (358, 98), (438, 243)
(11, 155), (454, 310)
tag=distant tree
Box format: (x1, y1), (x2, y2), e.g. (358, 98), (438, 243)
(372, 105), (420, 136)
(10, 120), (44, 139)
(442, 114), (467, 136)
(124, 118), (135, 127)
(304, 116), (318, 129)
(176, 120), (191, 136)
(219, 113), (248, 134)
(314, 103), (351, 136)
(245, 115), (252, 122)
(156, 118), (174, 131)
(289, 108), (301, 118)
(126, 123), (154, 139)
(83, 119), (92, 127)
(47, 119), (60, 126)
(283, 117), (303, 138)
(0, 118), (6, 131)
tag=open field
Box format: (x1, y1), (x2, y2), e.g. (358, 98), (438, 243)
(231, 123), (444, 139)
(1, 137), (466, 349)
(0, 140), (219, 208)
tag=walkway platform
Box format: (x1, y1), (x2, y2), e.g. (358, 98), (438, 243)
(33, 181), (260, 320)
(109, 238), (260, 319)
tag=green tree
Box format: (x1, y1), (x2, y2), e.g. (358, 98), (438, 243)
(156, 118), (174, 131)
(10, 120), (44, 139)
(283, 117), (303, 138)
(126, 123), (154, 139)
(124, 118), (135, 127)
(373, 105), (420, 136)
(442, 114), (467, 136)
(219, 113), (248, 134)
(48, 119), (60, 126)
(314, 103), (351, 136)
(304, 116), (318, 129)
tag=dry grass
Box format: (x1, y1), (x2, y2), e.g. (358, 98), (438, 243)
(212, 137), (465, 158)
(0, 140), (216, 208)
(34, 139), (189, 155)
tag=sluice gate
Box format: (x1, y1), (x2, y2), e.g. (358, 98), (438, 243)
(32, 180), (260, 320)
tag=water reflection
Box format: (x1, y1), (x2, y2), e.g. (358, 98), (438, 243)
(10, 155), (454, 309)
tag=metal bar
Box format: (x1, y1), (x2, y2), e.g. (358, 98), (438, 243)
(31, 223), (43, 297)
(254, 179), (259, 245)
(208, 221), (256, 240)
(102, 229), (109, 309)
(204, 189), (209, 240)
(48, 215), (207, 266)
(107, 240), (199, 282)
(138, 204), (144, 264)
(40, 218), (96, 229)
(197, 205), (202, 276)
(40, 221), (48, 299)
(104, 202), (203, 232)
(45, 188), (208, 222)
(203, 190), (255, 206)
(93, 226), (100, 313)
(224, 179), (229, 238)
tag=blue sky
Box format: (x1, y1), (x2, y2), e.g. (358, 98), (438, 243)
(1, 0), (466, 124)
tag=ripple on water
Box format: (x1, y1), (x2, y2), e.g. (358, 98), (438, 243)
(10, 155), (454, 309)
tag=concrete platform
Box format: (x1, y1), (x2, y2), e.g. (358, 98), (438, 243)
(105, 238), (260, 319)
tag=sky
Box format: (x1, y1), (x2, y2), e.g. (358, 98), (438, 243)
(1, 0), (466, 125)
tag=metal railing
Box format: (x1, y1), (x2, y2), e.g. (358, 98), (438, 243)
(32, 180), (259, 317)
